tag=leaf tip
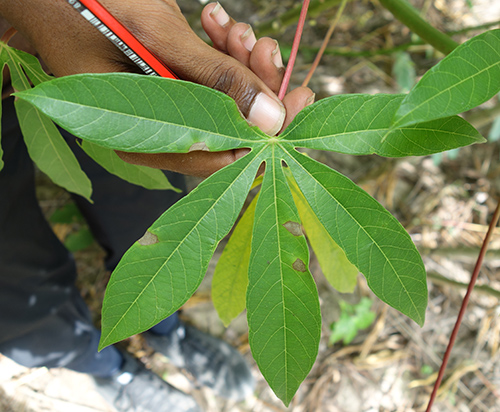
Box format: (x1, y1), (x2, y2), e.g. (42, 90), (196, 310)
(97, 335), (112, 352)
(11, 90), (28, 101)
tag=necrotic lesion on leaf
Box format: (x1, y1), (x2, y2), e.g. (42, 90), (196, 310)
(283, 221), (303, 236)
(188, 142), (210, 152)
(137, 230), (159, 246)
(292, 258), (307, 272)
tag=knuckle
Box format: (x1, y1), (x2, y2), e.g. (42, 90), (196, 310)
(199, 61), (259, 117)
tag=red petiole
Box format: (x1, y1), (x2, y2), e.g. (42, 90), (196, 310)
(277, 0), (311, 101)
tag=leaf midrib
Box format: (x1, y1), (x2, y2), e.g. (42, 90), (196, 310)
(25, 94), (267, 145)
(283, 124), (478, 146)
(273, 149), (289, 399)
(27, 104), (84, 192)
(394, 55), (500, 127)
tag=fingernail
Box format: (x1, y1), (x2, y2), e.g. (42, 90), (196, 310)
(306, 93), (316, 106)
(248, 93), (286, 136)
(241, 26), (257, 52)
(210, 2), (230, 27)
(271, 41), (284, 69)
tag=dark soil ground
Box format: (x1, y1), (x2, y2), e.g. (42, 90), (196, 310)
(1, 0), (500, 411)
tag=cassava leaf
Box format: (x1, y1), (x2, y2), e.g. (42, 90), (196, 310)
(212, 192), (259, 326)
(4, 46), (53, 86)
(247, 151), (321, 406)
(283, 148), (427, 326)
(286, 170), (358, 293)
(394, 29), (500, 127)
(1, 43), (92, 199)
(18, 72), (443, 404)
(80, 141), (179, 192)
(99, 148), (265, 350)
(6, 23), (499, 410)
(281, 94), (484, 156)
(14, 73), (268, 153)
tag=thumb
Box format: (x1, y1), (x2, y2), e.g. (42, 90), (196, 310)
(180, 52), (286, 136)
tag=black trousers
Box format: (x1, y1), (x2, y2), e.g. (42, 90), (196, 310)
(0, 97), (185, 370)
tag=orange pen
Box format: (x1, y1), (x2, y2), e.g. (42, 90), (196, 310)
(66, 0), (178, 79)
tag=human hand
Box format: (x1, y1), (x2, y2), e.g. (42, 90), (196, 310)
(115, 2), (314, 177)
(0, 1), (314, 177)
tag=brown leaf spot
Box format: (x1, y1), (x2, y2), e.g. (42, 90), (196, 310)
(283, 221), (302, 236)
(292, 258), (307, 272)
(188, 142), (210, 152)
(138, 231), (158, 246)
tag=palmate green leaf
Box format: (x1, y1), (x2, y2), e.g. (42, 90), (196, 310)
(0, 43), (92, 199)
(2, 45), (176, 196)
(286, 170), (358, 293)
(394, 29), (500, 127)
(247, 150), (321, 406)
(14, 73), (268, 153)
(3, 46), (53, 86)
(99, 148), (265, 350)
(8, 25), (499, 407)
(80, 141), (179, 192)
(212, 193), (259, 326)
(282, 148), (427, 326)
(18, 72), (439, 404)
(281, 94), (484, 156)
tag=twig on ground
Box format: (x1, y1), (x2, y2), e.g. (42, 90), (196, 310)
(302, 0), (348, 88)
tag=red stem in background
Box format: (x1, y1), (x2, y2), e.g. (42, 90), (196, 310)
(425, 200), (500, 411)
(302, 0), (347, 88)
(0, 27), (17, 44)
(278, 0), (311, 100)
